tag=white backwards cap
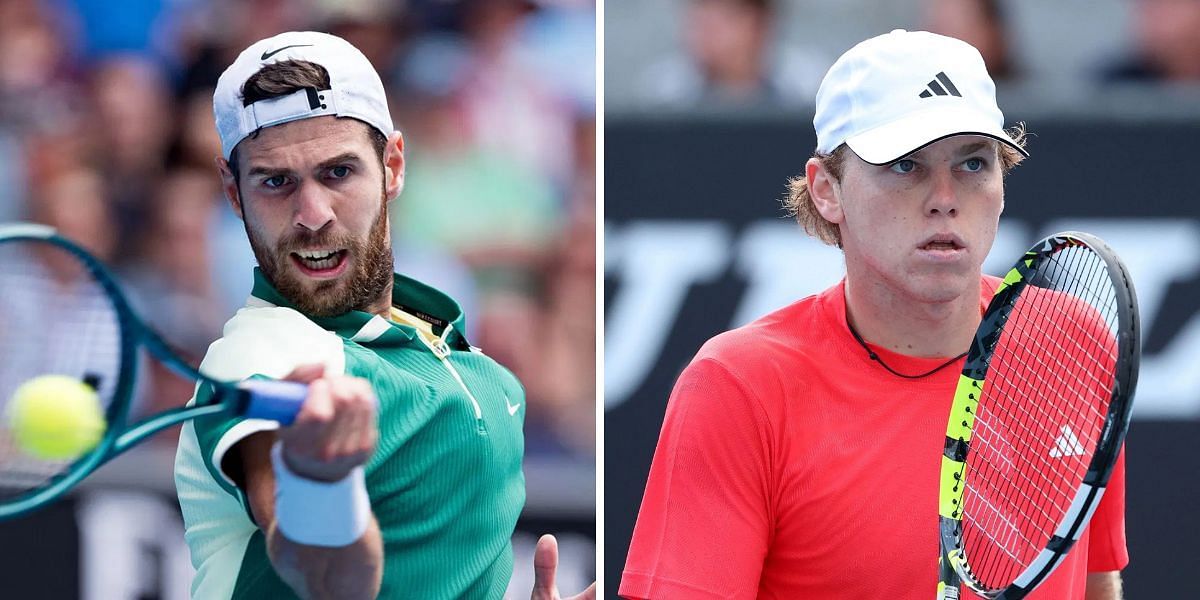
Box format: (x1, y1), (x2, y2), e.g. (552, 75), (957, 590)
(214, 31), (394, 159)
(813, 29), (1028, 165)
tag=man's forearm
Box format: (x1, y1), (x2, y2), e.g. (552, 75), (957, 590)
(1084, 571), (1122, 600)
(267, 518), (384, 600)
(236, 371), (383, 600)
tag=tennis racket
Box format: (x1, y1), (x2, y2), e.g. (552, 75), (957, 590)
(936, 231), (1139, 599)
(0, 223), (308, 520)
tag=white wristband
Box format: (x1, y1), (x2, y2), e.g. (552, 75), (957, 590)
(270, 441), (371, 547)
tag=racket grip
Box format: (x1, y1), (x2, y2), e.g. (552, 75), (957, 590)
(937, 553), (961, 600)
(239, 379), (308, 425)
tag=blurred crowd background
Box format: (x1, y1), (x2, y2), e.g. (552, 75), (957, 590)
(0, 0), (596, 460)
(607, 0), (1200, 108)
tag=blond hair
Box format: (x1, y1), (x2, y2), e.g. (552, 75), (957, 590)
(782, 124), (1029, 247)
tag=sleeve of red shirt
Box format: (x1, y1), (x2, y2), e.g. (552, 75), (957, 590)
(620, 357), (775, 600)
(1086, 447), (1129, 572)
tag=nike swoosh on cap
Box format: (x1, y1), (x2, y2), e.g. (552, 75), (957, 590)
(261, 44), (313, 60)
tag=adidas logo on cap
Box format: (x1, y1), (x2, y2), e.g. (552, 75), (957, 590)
(919, 72), (962, 98)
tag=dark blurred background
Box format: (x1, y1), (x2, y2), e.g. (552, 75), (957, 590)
(605, 0), (1200, 598)
(0, 0), (595, 597)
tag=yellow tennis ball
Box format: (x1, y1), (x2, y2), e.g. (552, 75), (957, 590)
(7, 375), (106, 460)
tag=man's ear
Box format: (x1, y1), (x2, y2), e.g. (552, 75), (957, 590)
(383, 131), (405, 201)
(216, 156), (244, 220)
(806, 157), (845, 226)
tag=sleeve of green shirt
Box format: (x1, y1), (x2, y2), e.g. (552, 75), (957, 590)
(190, 377), (274, 518)
(187, 305), (347, 514)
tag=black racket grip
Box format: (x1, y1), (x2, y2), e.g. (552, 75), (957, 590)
(937, 553), (961, 599)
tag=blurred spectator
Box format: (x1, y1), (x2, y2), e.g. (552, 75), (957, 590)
(522, 1), (596, 117)
(532, 209), (597, 456)
(313, 0), (405, 73)
(923, 0), (1017, 80)
(1100, 0), (1200, 83)
(168, 88), (222, 170)
(89, 55), (174, 253)
(457, 0), (577, 187)
(121, 168), (226, 432)
(217, 0), (313, 64)
(0, 0), (81, 134)
(392, 90), (562, 272)
(26, 164), (117, 264)
(123, 168), (225, 360)
(637, 0), (828, 107)
(90, 55), (172, 179)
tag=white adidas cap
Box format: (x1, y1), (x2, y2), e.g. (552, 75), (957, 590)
(214, 31), (394, 159)
(813, 29), (1027, 165)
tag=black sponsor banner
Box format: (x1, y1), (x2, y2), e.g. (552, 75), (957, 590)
(604, 115), (1200, 598)
(0, 492), (594, 597)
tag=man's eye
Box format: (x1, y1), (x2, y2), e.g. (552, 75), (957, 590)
(963, 157), (985, 172)
(263, 176), (287, 188)
(330, 165), (352, 179)
(890, 159), (916, 174)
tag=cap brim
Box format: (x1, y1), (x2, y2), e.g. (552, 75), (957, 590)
(845, 106), (1029, 165)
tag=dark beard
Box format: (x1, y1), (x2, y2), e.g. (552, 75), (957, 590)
(244, 190), (394, 317)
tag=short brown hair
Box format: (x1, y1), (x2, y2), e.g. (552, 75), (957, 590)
(227, 60), (387, 181)
(782, 124), (1029, 247)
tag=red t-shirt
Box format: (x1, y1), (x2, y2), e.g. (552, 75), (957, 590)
(620, 278), (1128, 600)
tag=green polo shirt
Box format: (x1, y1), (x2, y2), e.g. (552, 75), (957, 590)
(174, 269), (526, 599)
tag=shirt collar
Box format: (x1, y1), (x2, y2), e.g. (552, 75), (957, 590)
(249, 267), (470, 348)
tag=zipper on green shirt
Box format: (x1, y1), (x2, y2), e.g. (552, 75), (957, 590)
(417, 324), (486, 431)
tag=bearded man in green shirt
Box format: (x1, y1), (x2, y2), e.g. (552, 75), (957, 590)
(173, 31), (594, 600)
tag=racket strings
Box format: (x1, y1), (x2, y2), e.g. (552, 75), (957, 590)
(960, 245), (1119, 589)
(964, 249), (1113, 585)
(0, 241), (121, 500)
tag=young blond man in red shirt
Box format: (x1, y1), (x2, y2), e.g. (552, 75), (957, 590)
(621, 30), (1126, 600)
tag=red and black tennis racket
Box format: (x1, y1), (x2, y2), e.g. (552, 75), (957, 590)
(936, 231), (1139, 599)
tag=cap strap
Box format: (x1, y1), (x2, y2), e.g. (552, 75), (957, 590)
(245, 87), (338, 132)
